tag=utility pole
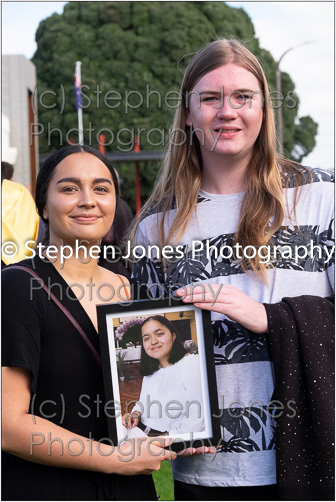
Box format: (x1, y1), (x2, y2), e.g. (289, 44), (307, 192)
(275, 41), (315, 155)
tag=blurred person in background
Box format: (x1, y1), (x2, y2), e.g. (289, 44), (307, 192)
(1, 161), (39, 268)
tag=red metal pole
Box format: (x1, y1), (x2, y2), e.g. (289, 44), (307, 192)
(135, 136), (141, 215)
(99, 134), (105, 154)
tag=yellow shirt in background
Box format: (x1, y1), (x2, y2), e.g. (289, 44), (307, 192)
(2, 179), (39, 265)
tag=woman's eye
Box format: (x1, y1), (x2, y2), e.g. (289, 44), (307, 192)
(202, 96), (218, 102)
(61, 186), (77, 193)
(143, 337), (149, 342)
(95, 186), (109, 193)
(232, 93), (251, 102)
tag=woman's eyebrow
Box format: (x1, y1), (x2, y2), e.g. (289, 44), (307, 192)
(199, 88), (257, 94)
(232, 88), (259, 94)
(199, 91), (221, 95)
(56, 177), (113, 185)
(142, 328), (163, 337)
(93, 178), (113, 185)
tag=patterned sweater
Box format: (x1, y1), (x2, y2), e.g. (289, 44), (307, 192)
(132, 167), (334, 487)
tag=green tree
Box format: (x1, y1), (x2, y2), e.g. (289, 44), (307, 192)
(292, 116), (318, 163)
(33, 1), (317, 209)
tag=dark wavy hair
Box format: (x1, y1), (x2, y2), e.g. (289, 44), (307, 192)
(35, 145), (120, 243)
(1, 161), (14, 182)
(139, 315), (188, 376)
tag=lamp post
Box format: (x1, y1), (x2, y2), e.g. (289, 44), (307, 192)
(275, 41), (315, 155)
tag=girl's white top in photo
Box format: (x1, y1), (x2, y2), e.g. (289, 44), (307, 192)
(132, 353), (205, 436)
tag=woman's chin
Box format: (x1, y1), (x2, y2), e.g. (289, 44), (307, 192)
(51, 235), (103, 247)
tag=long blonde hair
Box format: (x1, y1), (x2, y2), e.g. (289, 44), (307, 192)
(129, 38), (310, 279)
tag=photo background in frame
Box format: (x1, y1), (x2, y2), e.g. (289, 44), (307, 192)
(97, 298), (220, 450)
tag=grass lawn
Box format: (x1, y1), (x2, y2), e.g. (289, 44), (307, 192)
(152, 460), (174, 500)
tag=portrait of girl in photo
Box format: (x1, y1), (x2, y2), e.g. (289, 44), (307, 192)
(121, 314), (205, 439)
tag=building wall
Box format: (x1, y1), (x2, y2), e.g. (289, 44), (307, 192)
(2, 55), (38, 189)
(2, 113), (18, 166)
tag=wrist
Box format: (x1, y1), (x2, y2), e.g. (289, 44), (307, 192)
(96, 442), (116, 474)
(256, 303), (268, 333)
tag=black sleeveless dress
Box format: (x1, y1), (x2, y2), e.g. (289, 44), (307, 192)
(2, 257), (157, 501)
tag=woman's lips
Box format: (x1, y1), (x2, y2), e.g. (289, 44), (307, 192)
(215, 128), (241, 138)
(71, 215), (100, 222)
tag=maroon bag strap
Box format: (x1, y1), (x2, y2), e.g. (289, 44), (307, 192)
(8, 265), (102, 368)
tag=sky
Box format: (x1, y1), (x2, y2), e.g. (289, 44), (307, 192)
(2, 1), (334, 169)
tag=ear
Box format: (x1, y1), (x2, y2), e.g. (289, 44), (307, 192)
(172, 333), (176, 343)
(42, 208), (48, 220)
(185, 109), (192, 127)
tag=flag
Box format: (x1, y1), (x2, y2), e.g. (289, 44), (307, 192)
(74, 61), (82, 111)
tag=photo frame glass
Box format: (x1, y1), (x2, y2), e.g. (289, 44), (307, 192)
(97, 298), (220, 450)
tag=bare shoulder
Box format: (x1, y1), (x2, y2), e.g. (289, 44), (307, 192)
(98, 267), (129, 285)
(98, 267), (131, 301)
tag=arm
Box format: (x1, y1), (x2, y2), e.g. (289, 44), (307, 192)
(263, 295), (334, 497)
(2, 366), (176, 475)
(264, 294), (334, 384)
(123, 376), (149, 429)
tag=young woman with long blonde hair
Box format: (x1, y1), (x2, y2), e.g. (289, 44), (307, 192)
(129, 39), (334, 500)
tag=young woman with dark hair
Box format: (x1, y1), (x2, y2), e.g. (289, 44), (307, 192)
(2, 145), (175, 501)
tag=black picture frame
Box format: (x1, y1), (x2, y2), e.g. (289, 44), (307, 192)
(97, 297), (220, 451)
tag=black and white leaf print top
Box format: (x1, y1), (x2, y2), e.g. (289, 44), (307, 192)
(132, 167), (334, 487)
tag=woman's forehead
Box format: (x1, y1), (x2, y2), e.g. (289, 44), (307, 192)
(142, 319), (166, 333)
(192, 63), (261, 93)
(55, 153), (112, 175)
(49, 152), (114, 184)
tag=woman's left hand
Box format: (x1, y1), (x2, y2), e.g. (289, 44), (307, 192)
(175, 283), (268, 333)
(122, 412), (140, 429)
(177, 445), (217, 457)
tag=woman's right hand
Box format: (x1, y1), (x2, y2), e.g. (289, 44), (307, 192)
(122, 411), (140, 429)
(109, 437), (176, 475)
(2, 367), (175, 477)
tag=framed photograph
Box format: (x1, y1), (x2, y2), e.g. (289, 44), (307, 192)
(97, 297), (220, 451)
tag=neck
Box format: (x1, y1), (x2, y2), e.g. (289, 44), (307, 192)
(200, 151), (250, 194)
(159, 357), (170, 368)
(44, 239), (100, 281)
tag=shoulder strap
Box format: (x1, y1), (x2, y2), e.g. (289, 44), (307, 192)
(8, 265), (102, 368)
(117, 274), (131, 300)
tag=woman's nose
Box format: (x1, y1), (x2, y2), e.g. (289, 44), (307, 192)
(78, 188), (96, 207)
(216, 97), (238, 120)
